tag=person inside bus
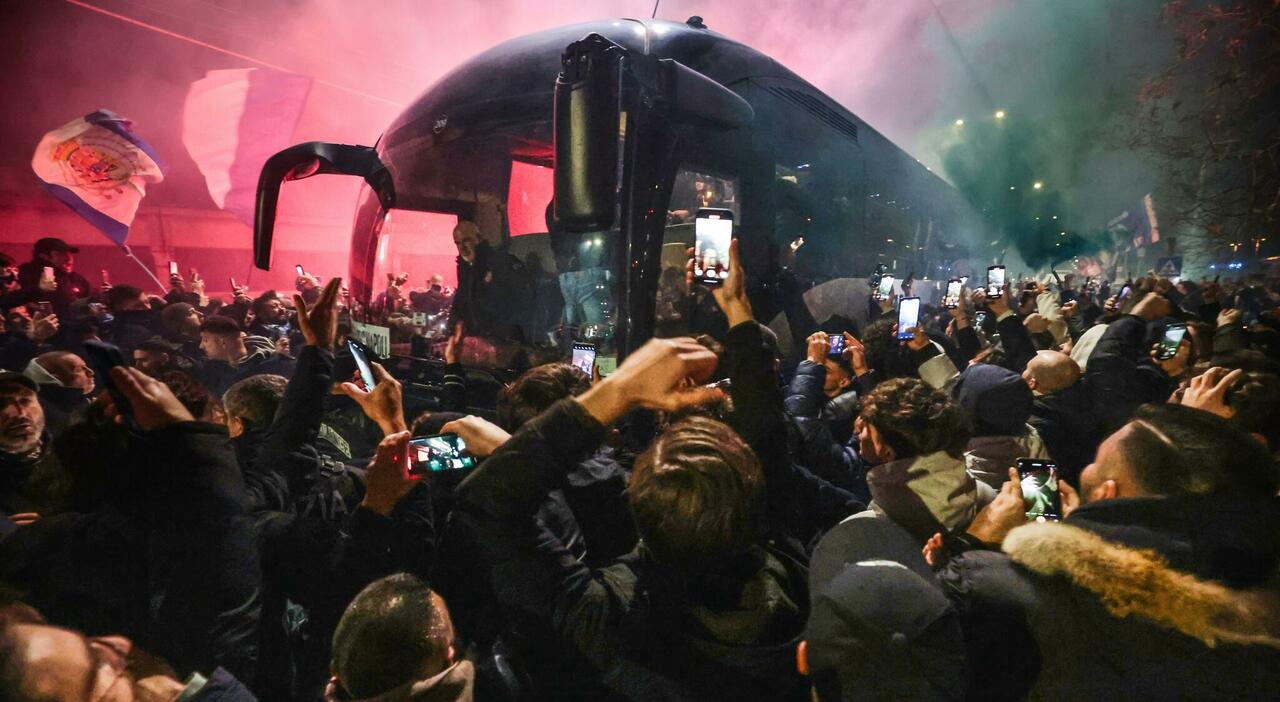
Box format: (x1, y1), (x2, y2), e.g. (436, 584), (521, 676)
(449, 220), (532, 364)
(545, 203), (615, 352)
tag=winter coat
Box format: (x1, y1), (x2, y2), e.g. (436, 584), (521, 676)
(940, 495), (1280, 700)
(199, 334), (296, 400)
(782, 360), (871, 496)
(865, 450), (978, 544)
(964, 427), (1049, 490)
(1085, 315), (1178, 432)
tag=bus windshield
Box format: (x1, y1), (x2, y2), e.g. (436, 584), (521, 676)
(351, 116), (620, 372)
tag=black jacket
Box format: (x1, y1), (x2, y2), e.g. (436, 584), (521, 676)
(453, 397), (810, 701)
(939, 495), (1280, 700)
(0, 422), (262, 683)
(1028, 381), (1099, 485)
(1085, 315), (1178, 432)
(781, 360), (870, 499)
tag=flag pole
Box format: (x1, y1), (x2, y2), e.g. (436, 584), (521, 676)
(120, 244), (168, 294)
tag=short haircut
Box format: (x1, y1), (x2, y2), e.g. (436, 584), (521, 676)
(859, 378), (967, 460)
(1227, 371), (1280, 451)
(161, 371), (213, 420)
(222, 374), (287, 428)
(199, 315), (241, 337)
(104, 284), (143, 311)
(496, 362), (590, 431)
(1122, 403), (1277, 498)
(628, 416), (764, 569)
(331, 574), (450, 699)
(0, 253), (14, 268)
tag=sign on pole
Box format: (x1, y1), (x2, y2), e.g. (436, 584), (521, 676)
(1155, 256), (1183, 278)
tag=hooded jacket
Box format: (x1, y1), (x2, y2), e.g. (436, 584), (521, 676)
(865, 450), (979, 544)
(940, 495), (1280, 700)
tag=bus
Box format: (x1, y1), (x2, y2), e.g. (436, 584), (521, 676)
(253, 17), (983, 407)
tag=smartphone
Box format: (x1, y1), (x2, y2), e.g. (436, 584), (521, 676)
(408, 433), (477, 475)
(1157, 324), (1187, 361)
(347, 339), (377, 389)
(693, 208), (733, 286)
(100, 269), (110, 286)
(1017, 458), (1061, 521)
(986, 265), (1006, 298)
(168, 261), (179, 277)
(873, 274), (896, 302)
(975, 310), (989, 328)
(34, 301), (54, 316)
(896, 296), (921, 340)
(1118, 285), (1133, 301)
(229, 276), (238, 290)
(943, 279), (963, 309)
(571, 342), (597, 376)
(41, 266), (54, 282)
(295, 264), (306, 277)
(83, 340), (131, 415)
(828, 334), (846, 356)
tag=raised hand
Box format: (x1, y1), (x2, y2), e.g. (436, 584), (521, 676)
(440, 415), (511, 458)
(966, 467), (1027, 545)
(340, 361), (407, 435)
(1179, 366), (1243, 418)
(685, 239), (752, 327)
(805, 332), (830, 364)
(577, 337), (720, 425)
(294, 277), (342, 349)
(842, 332), (869, 375)
(107, 367), (195, 431)
(360, 431), (419, 516)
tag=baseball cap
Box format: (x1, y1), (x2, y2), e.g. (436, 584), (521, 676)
(34, 237), (79, 256)
(0, 370), (38, 393)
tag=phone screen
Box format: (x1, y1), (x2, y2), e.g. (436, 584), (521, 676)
(1018, 459), (1061, 521)
(828, 335), (846, 356)
(100, 269), (110, 285)
(694, 208), (733, 286)
(986, 265), (1006, 298)
(295, 264), (306, 277)
(41, 266), (54, 281)
(347, 339), (377, 389)
(896, 297), (921, 340)
(975, 311), (989, 328)
(168, 261), (179, 277)
(1158, 325), (1187, 360)
(409, 433), (477, 475)
(874, 275), (896, 301)
(944, 279), (963, 309)
(571, 342), (596, 376)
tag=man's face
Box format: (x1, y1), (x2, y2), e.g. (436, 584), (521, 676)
(820, 359), (851, 398)
(132, 349), (169, 377)
(200, 332), (238, 362)
(49, 250), (73, 272)
(47, 354), (95, 394)
(181, 307), (203, 336)
(453, 227), (479, 262)
(4, 624), (145, 701)
(855, 417), (894, 466)
(1, 265), (18, 292)
(117, 294), (147, 312)
(1079, 424), (1135, 503)
(0, 385), (45, 454)
(263, 298), (288, 323)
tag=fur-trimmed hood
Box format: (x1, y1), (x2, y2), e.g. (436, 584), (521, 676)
(1004, 520), (1280, 649)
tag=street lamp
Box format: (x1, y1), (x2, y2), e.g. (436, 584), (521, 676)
(995, 109), (1006, 119)
(1033, 181), (1043, 190)
(954, 118), (964, 126)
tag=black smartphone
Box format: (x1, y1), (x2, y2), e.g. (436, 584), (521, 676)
(986, 265), (1006, 298)
(828, 334), (846, 356)
(1157, 324), (1187, 360)
(295, 264), (306, 277)
(693, 208), (733, 286)
(974, 310), (989, 328)
(896, 296), (921, 340)
(943, 278), (963, 309)
(571, 342), (597, 376)
(1017, 458), (1061, 521)
(347, 339), (377, 389)
(873, 274), (896, 302)
(168, 261), (179, 277)
(83, 340), (131, 415)
(408, 433), (478, 475)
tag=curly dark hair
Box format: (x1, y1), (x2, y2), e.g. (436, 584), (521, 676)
(858, 377), (967, 460)
(497, 362), (591, 431)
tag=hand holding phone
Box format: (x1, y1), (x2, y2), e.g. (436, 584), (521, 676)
(571, 342), (597, 376)
(169, 261), (180, 277)
(827, 334), (846, 357)
(1017, 458), (1061, 521)
(348, 339), (377, 389)
(943, 279), (963, 309)
(1156, 324), (1188, 361)
(986, 265), (1006, 298)
(295, 264), (306, 277)
(408, 433), (478, 475)
(693, 208), (733, 286)
(896, 296), (921, 341)
(873, 274), (895, 302)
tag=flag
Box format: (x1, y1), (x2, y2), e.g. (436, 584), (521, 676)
(31, 109), (165, 247)
(1111, 193), (1161, 250)
(181, 68), (313, 226)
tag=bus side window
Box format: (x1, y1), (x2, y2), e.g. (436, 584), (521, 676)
(654, 167), (740, 339)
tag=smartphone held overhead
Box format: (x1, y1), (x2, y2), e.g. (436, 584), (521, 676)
(986, 265), (1006, 298)
(896, 297), (920, 340)
(347, 339), (377, 389)
(943, 278), (963, 309)
(693, 208), (733, 286)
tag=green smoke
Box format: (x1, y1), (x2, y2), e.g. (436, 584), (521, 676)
(935, 0), (1169, 270)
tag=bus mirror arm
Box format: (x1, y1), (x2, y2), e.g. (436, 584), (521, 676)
(254, 141), (395, 270)
(655, 58), (753, 129)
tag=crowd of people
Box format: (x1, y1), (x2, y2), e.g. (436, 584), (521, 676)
(1, 233), (1279, 701)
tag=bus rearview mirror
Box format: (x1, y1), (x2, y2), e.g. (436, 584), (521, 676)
(553, 34), (624, 233)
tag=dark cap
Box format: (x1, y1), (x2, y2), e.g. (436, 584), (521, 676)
(0, 370), (38, 393)
(34, 237), (79, 256)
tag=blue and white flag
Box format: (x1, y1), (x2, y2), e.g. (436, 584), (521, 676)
(181, 68), (313, 226)
(31, 109), (165, 247)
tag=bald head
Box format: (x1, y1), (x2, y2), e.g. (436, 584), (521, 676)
(1023, 351), (1080, 395)
(35, 351), (95, 395)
